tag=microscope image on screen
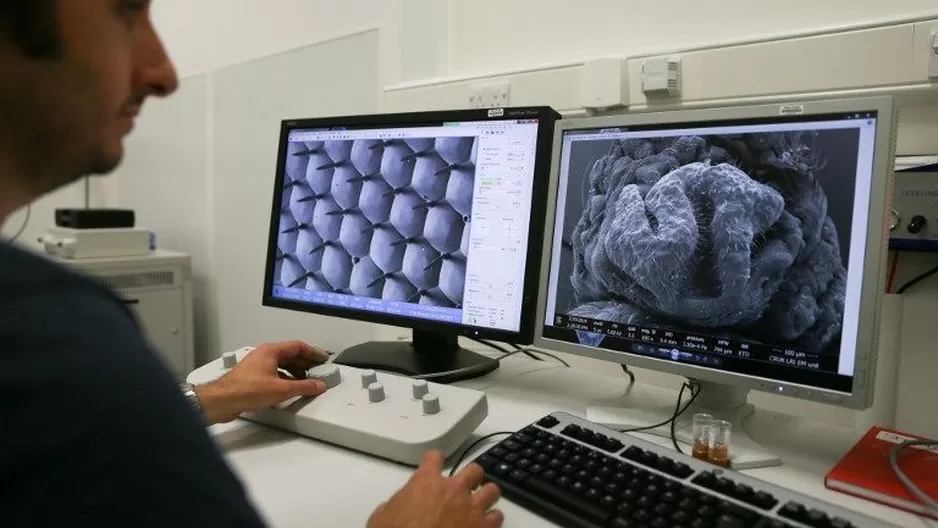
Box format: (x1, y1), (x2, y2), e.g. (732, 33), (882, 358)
(555, 130), (860, 356)
(274, 136), (477, 309)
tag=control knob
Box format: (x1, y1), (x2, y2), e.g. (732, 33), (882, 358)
(908, 215), (927, 234)
(422, 393), (441, 415)
(307, 364), (342, 389)
(222, 352), (238, 369)
(368, 382), (385, 403)
(361, 369), (378, 388)
(412, 380), (429, 399)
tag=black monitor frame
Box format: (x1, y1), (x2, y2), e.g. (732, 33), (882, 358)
(262, 106), (561, 380)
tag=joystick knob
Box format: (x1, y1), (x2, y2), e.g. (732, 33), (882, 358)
(307, 364), (342, 389)
(412, 380), (429, 399)
(361, 369), (378, 388)
(422, 394), (440, 415)
(222, 352), (238, 369)
(908, 215), (927, 234)
(368, 382), (385, 402)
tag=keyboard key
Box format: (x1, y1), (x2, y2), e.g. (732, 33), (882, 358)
(475, 454), (497, 470)
(502, 440), (522, 452)
(715, 513), (748, 528)
(489, 446), (507, 459)
(537, 415), (559, 428)
(751, 491), (779, 510)
(779, 501), (806, 521)
(526, 477), (613, 525)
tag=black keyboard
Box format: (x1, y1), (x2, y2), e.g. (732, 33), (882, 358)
(475, 412), (899, 528)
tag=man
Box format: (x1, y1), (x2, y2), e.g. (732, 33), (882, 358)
(0, 2), (503, 527)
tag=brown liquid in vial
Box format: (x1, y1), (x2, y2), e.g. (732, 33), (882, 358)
(708, 444), (731, 468)
(692, 441), (709, 461)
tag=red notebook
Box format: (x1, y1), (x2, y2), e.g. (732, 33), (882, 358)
(825, 426), (937, 519)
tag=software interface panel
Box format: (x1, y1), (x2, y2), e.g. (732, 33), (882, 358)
(543, 112), (878, 392)
(272, 119), (540, 333)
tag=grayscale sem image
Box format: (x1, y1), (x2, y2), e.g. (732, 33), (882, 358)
(554, 130), (859, 356)
(274, 136), (478, 308)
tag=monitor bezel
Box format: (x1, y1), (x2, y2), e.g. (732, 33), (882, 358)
(263, 106), (561, 345)
(533, 96), (896, 409)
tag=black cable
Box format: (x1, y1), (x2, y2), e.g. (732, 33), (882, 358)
(670, 383), (692, 454)
(472, 338), (541, 361)
(448, 432), (514, 477)
(516, 345), (571, 367)
(507, 342), (544, 361)
(895, 264), (938, 294)
(620, 364), (636, 384)
(5, 204), (30, 243)
(618, 381), (700, 434)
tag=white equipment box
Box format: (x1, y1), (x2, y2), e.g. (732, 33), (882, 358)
(40, 226), (152, 259)
(188, 346), (489, 466)
(55, 250), (195, 379)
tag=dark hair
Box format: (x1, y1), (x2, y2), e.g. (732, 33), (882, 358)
(0, 0), (62, 59)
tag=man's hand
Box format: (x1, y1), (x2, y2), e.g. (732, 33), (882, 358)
(367, 450), (503, 528)
(195, 341), (330, 424)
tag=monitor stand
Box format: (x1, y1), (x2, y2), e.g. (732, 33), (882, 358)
(332, 329), (499, 384)
(586, 379), (782, 470)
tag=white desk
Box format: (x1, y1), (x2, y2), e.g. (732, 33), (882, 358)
(207, 353), (928, 528)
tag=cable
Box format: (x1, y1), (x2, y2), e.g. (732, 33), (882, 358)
(670, 382), (692, 454)
(5, 204), (30, 243)
(518, 346), (571, 367)
(447, 431), (514, 477)
(886, 251), (899, 293)
(471, 338), (541, 361)
(895, 264), (938, 295)
(618, 381), (700, 434)
(888, 439), (938, 516)
(620, 364), (636, 384)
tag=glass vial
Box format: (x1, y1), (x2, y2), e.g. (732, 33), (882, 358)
(691, 413), (713, 461)
(708, 419), (732, 468)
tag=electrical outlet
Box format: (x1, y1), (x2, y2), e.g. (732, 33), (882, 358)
(468, 82), (511, 109)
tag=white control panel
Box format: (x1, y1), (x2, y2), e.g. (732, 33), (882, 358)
(187, 347), (489, 466)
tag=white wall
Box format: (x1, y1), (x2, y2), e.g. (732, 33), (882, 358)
(447, 0), (938, 77)
(114, 1), (938, 434)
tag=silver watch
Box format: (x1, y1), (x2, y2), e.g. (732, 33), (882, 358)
(179, 382), (202, 413)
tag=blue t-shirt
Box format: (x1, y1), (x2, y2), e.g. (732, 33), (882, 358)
(0, 242), (266, 527)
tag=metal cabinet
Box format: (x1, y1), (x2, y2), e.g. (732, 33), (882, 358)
(57, 250), (195, 379)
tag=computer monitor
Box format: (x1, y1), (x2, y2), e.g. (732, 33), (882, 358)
(264, 106), (561, 382)
(536, 96), (896, 467)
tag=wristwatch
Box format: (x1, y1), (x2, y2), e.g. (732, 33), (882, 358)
(179, 382), (202, 413)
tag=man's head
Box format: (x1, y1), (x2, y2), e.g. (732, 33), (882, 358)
(0, 0), (177, 211)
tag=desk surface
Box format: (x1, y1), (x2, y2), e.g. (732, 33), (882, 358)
(208, 353), (928, 528)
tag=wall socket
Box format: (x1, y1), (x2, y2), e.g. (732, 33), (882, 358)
(468, 82), (511, 108)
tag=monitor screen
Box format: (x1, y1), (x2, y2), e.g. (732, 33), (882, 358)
(541, 109), (882, 394)
(266, 110), (554, 338)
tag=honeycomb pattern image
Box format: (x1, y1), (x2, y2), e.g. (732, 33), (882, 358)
(274, 136), (478, 309)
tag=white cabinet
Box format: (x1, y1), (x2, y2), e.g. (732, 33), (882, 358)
(56, 250), (195, 379)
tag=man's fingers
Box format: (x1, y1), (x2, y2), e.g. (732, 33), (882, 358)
(416, 450), (445, 476)
(472, 482), (501, 511)
(277, 378), (327, 399)
(483, 509), (505, 528)
(266, 340), (330, 365)
(454, 462), (485, 490)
